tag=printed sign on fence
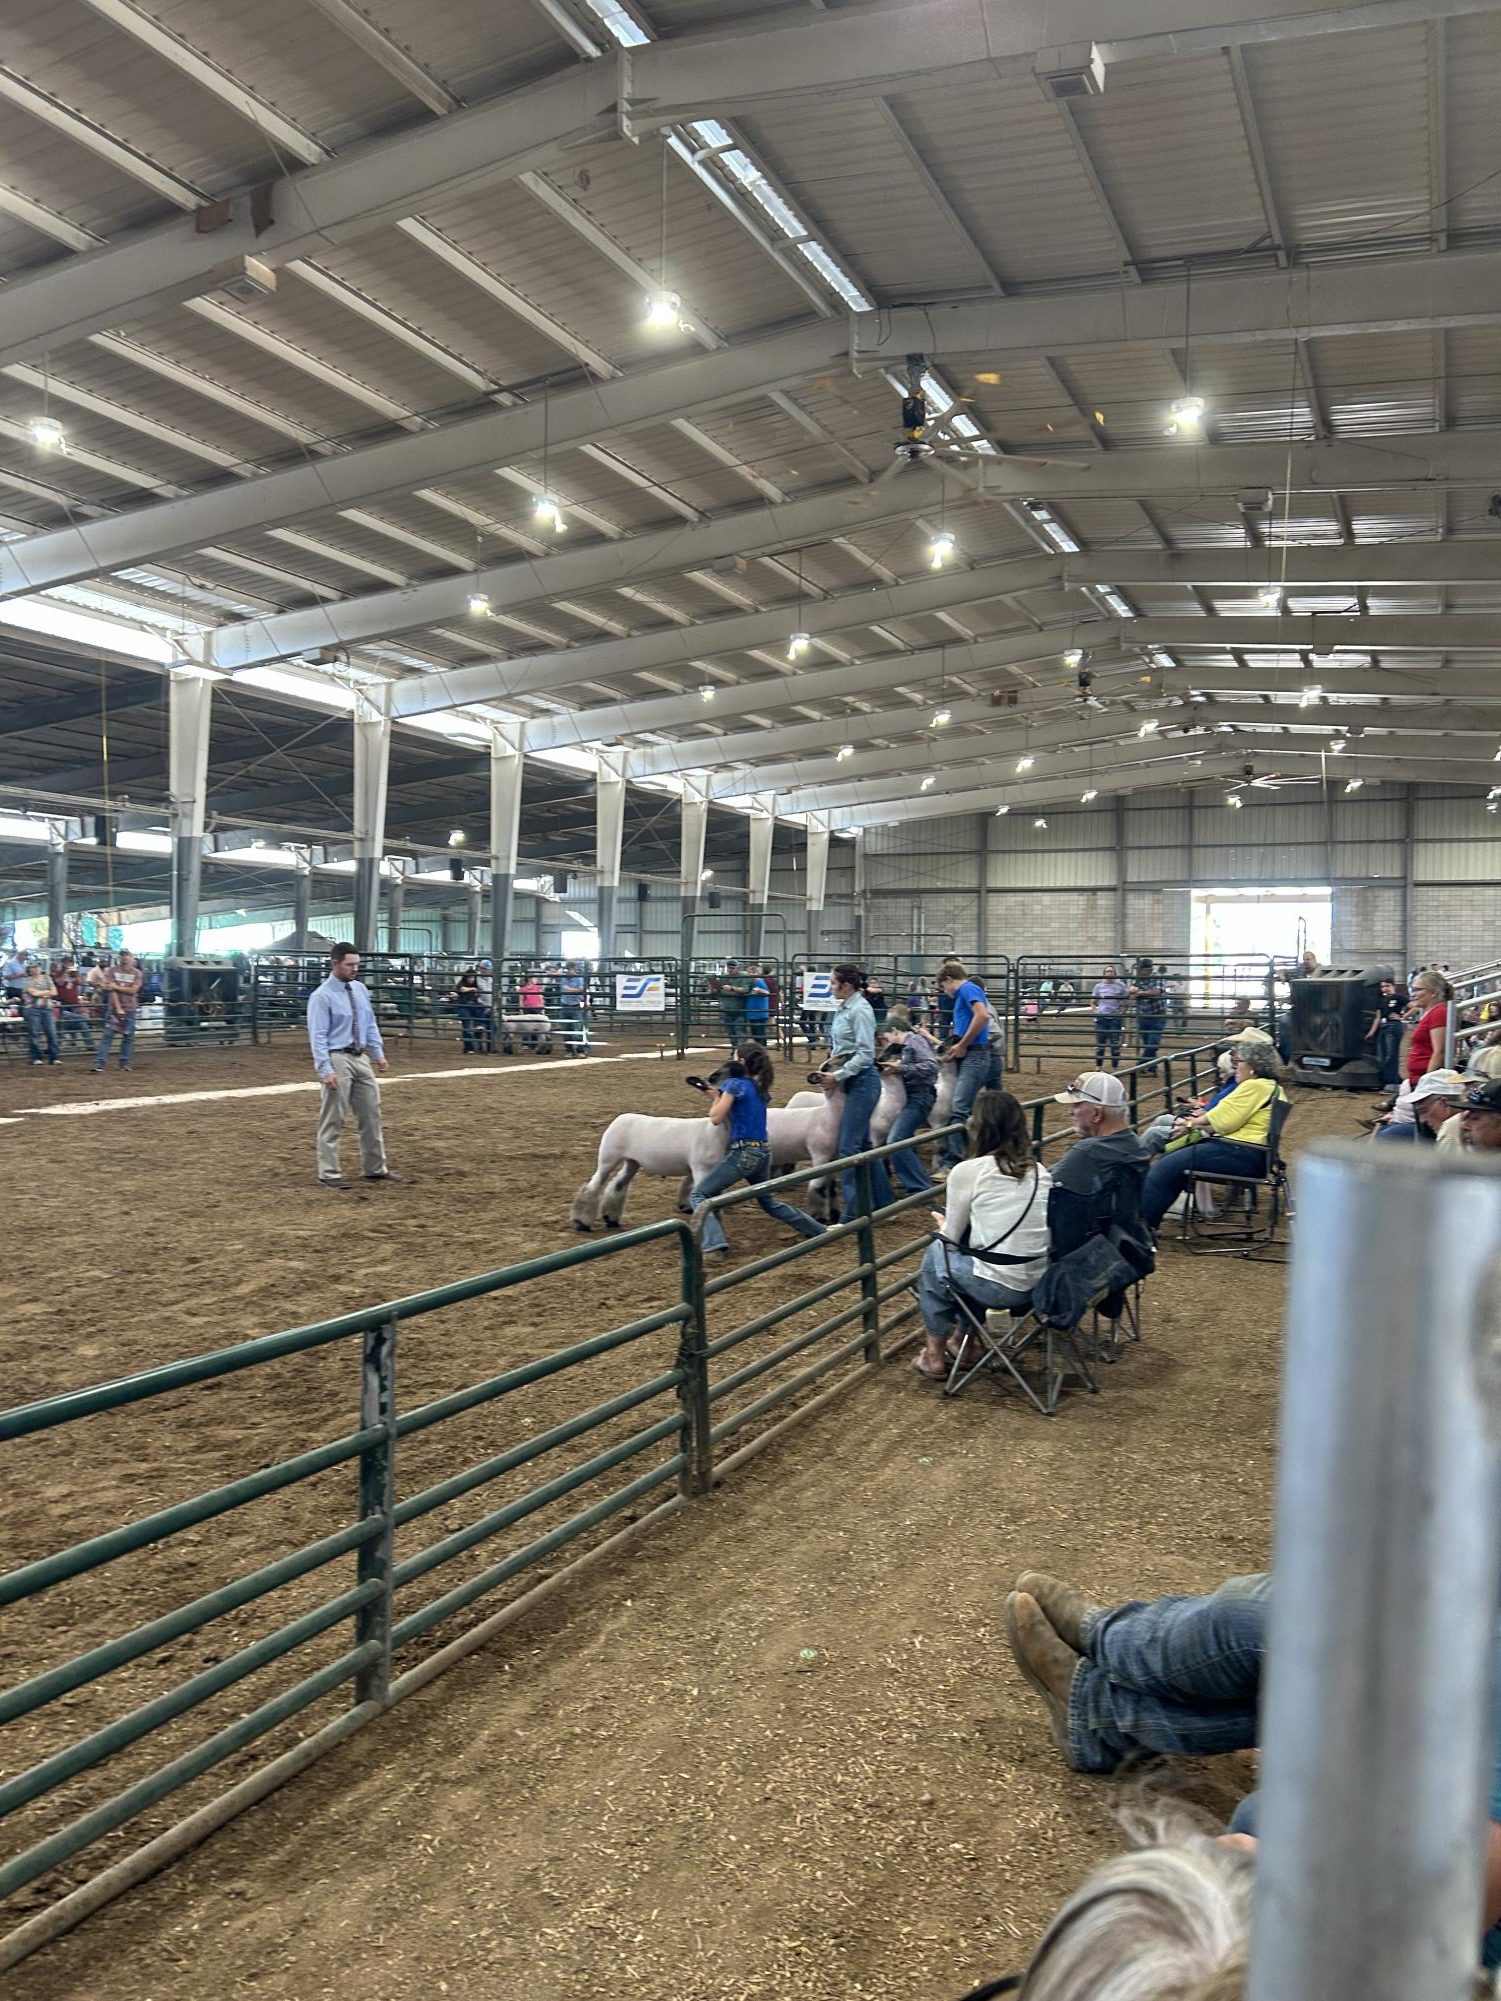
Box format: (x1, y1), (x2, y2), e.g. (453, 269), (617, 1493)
(799, 971), (837, 1013)
(614, 972), (667, 1013)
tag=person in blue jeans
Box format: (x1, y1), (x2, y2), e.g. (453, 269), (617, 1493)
(1130, 957), (1167, 1074)
(687, 1045), (826, 1256)
(1005, 1567), (1501, 1968)
(828, 965), (893, 1218)
(743, 970), (771, 1045)
(936, 960), (1002, 1171)
(1091, 962), (1128, 1068)
(879, 1011), (939, 1194)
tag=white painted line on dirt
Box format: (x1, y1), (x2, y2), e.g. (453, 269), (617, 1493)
(6, 1047), (718, 1120)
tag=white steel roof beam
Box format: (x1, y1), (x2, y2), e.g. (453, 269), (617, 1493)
(303, 0), (461, 116)
(0, 185), (102, 253)
(1116, 615), (1501, 651)
(0, 63), (203, 208)
(824, 741), (1242, 826)
(1157, 664), (1501, 701)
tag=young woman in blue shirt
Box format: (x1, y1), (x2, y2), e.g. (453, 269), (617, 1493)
(688, 1045), (827, 1256)
(828, 965), (894, 1217)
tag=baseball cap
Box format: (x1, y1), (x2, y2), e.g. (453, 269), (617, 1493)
(1228, 1025), (1275, 1047)
(1464, 1077), (1501, 1112)
(1055, 1071), (1128, 1108)
(1410, 1068), (1466, 1106)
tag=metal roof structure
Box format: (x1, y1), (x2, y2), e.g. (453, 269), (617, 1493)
(2, 0), (1501, 919)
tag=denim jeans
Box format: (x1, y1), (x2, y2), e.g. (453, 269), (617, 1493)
(914, 1237), (1033, 1337)
(1066, 1573), (1270, 1773)
(721, 1006), (745, 1050)
(1094, 1015), (1123, 1067)
(939, 1043), (1002, 1169)
(689, 1139), (826, 1255)
(57, 1003), (95, 1052)
(1142, 1138), (1266, 1228)
(886, 1081), (937, 1194)
(94, 1011), (138, 1069)
(456, 1002), (489, 1052)
(837, 1065), (893, 1217)
(1138, 1015), (1165, 1070)
(561, 1003), (588, 1050)
(24, 1004), (58, 1063)
(1376, 1019), (1403, 1090)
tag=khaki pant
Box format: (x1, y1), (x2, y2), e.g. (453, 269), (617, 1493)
(317, 1051), (387, 1180)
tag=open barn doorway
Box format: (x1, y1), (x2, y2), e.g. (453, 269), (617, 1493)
(1189, 886), (1332, 1000)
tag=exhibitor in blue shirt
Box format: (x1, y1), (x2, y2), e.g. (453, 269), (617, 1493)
(951, 978), (991, 1047)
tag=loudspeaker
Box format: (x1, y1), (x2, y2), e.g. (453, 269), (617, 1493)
(636, 880), (650, 902)
(448, 857), (465, 882)
(706, 891), (721, 910)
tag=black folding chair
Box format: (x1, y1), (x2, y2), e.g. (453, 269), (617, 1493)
(1180, 1095), (1293, 1258)
(929, 1233), (1056, 1418)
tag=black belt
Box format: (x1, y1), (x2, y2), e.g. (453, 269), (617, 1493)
(332, 1043), (366, 1058)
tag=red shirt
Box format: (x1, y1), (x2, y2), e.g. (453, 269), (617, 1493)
(1407, 1002), (1448, 1088)
(53, 975), (81, 1004)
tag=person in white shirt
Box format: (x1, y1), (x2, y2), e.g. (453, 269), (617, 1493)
(913, 1088), (1053, 1379)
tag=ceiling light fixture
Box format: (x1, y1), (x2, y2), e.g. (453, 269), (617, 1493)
(834, 743), (854, 761)
(931, 707), (951, 728)
(532, 494), (567, 534)
(700, 866), (714, 881)
(1016, 754), (1035, 773)
(699, 684), (716, 703)
(1034, 816), (1048, 829)
(1298, 685), (1323, 708)
(928, 529), (956, 570)
(1081, 787), (1098, 802)
(1329, 736), (1347, 753)
(1226, 793), (1244, 809)
(448, 829), (466, 846)
(994, 804), (1010, 817)
(1138, 718), (1160, 737)
(29, 415), (67, 452)
(920, 775), (936, 791)
(1344, 777), (1364, 793)
(645, 288), (683, 330)
(1168, 393), (1206, 436)
(1062, 646), (1087, 670)
(1257, 583), (1283, 611)
(466, 591), (491, 617)
(787, 630), (811, 661)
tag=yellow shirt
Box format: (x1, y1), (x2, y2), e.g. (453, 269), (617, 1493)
(1164, 1078), (1285, 1153)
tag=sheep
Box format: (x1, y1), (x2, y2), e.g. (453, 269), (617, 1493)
(570, 1078), (846, 1231)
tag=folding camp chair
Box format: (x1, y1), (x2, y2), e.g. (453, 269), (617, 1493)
(1180, 1095), (1293, 1258)
(928, 1234), (1056, 1418)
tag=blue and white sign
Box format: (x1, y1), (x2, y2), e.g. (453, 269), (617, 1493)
(615, 972), (667, 1013)
(799, 971), (837, 1013)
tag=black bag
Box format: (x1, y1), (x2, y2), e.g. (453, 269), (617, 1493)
(1032, 1234), (1135, 1329)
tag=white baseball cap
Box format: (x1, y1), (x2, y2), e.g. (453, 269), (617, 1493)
(1411, 1067), (1466, 1106)
(1055, 1071), (1128, 1108)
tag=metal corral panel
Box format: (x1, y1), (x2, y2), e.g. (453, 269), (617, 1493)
(1246, 23), (1431, 250)
(888, 73), (1127, 285)
(1069, 53), (1267, 266)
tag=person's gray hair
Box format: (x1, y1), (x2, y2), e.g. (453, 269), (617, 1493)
(1236, 1041), (1286, 1084)
(1018, 1808), (1252, 2001)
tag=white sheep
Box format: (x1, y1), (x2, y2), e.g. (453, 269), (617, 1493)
(570, 1078), (846, 1231)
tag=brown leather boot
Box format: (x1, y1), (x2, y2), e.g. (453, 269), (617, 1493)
(1005, 1591), (1082, 1766)
(1015, 1570), (1104, 1651)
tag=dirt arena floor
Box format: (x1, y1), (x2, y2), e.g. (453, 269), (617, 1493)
(0, 1025), (1364, 2000)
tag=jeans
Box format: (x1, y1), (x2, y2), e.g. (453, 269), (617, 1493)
(689, 1139), (826, 1255)
(1142, 1139), (1266, 1229)
(886, 1081), (937, 1194)
(743, 1012), (770, 1046)
(1066, 1573), (1270, 1773)
(721, 1006), (745, 1050)
(1094, 1015), (1123, 1067)
(1138, 1015), (1165, 1070)
(1376, 1019), (1403, 1090)
(456, 1002), (489, 1053)
(24, 1004), (58, 1063)
(837, 1065), (894, 1218)
(94, 1011), (137, 1070)
(57, 1003), (94, 1052)
(914, 1237), (1033, 1337)
(561, 1003), (588, 1050)
(940, 1042), (1002, 1169)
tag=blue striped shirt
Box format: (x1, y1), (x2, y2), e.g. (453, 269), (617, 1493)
(308, 973), (385, 1075)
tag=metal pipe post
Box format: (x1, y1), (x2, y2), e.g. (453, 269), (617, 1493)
(1444, 997), (1458, 1070)
(354, 1317), (398, 1709)
(291, 861), (312, 951)
(384, 867), (406, 954)
(45, 828), (68, 950)
(1249, 1145), (1501, 2001)
(167, 672), (213, 959)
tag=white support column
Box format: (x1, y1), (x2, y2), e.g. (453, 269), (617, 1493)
(465, 880), (482, 958)
(851, 828), (866, 959)
(805, 815), (830, 962)
(45, 820), (69, 950)
(488, 725), (524, 967)
(384, 859), (407, 953)
(168, 669), (214, 958)
(292, 848), (313, 949)
(746, 796), (776, 964)
(595, 748), (627, 962)
(351, 688), (391, 955)
(679, 778), (709, 950)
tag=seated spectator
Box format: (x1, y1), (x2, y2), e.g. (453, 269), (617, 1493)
(912, 1088), (1051, 1380)
(1140, 1043), (1289, 1232)
(879, 1009), (940, 1195)
(1466, 1026), (1501, 1078)
(1460, 1077), (1501, 1154)
(1048, 1073), (1147, 1257)
(971, 1806), (1253, 2001)
(1222, 993), (1255, 1036)
(1, 943), (26, 1006)
(51, 961), (95, 1055)
(1374, 1067), (1465, 1143)
(1138, 1051), (1237, 1156)
(1405, 968), (1454, 1087)
(21, 959), (59, 1066)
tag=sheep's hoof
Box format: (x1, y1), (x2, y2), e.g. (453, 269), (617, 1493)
(603, 1218), (623, 1231)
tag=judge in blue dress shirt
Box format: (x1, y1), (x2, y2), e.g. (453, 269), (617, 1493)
(306, 943), (401, 1189)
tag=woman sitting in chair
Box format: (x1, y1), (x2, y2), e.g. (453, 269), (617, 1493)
(1140, 1041), (1289, 1232)
(912, 1088), (1053, 1380)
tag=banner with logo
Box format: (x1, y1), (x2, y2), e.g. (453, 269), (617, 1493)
(615, 972), (667, 1013)
(799, 971), (837, 1013)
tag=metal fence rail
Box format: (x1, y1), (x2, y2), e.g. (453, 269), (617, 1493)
(0, 1040), (1220, 1971)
